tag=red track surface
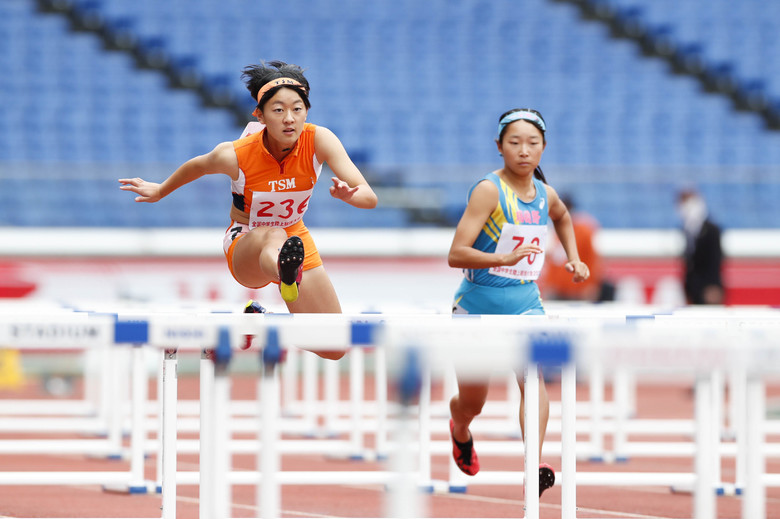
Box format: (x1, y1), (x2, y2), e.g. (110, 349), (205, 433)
(1, 372), (779, 518)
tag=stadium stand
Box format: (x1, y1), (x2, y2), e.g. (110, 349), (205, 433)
(0, 0), (778, 228)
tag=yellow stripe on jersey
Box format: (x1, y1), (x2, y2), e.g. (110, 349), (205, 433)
(499, 181), (517, 223)
(484, 204), (507, 242)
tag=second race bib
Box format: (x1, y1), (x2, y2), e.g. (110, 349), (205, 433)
(489, 222), (548, 281)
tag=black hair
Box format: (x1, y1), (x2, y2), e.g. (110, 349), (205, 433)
(497, 108), (548, 183)
(241, 60), (311, 111)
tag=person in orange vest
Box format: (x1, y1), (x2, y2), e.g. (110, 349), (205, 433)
(120, 61), (377, 359)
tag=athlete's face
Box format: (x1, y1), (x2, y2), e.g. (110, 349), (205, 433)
(256, 88), (308, 148)
(496, 121), (546, 175)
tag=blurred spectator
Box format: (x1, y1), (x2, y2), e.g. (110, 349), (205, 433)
(677, 189), (724, 304)
(538, 194), (611, 302)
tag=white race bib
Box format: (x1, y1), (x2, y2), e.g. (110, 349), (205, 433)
(248, 189), (313, 228)
(489, 222), (548, 281)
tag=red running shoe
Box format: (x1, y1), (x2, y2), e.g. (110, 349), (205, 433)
(278, 236), (304, 303)
(539, 463), (555, 497)
(449, 419), (480, 476)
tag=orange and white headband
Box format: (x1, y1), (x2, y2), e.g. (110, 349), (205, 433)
(256, 78), (306, 103)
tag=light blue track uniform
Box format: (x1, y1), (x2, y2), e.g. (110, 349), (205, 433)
(452, 173), (549, 315)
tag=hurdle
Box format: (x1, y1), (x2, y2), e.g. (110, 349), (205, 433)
(0, 311), (155, 498)
(2, 306), (778, 518)
(142, 311), (775, 519)
(0, 302), (118, 445)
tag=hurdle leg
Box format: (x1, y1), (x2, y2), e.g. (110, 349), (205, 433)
(742, 374), (765, 519)
(387, 347), (424, 518)
(612, 367), (630, 462)
(374, 344), (389, 459)
(302, 351), (318, 434)
(417, 360), (432, 491)
(98, 342), (113, 437)
(587, 363), (605, 461)
(694, 373), (715, 519)
(155, 349), (164, 492)
(732, 365), (747, 495)
(524, 362), (540, 519)
(212, 345), (232, 519)
(128, 343), (149, 493)
(710, 369), (724, 494)
(281, 346), (299, 416)
(161, 348), (178, 519)
(349, 346), (366, 458)
(199, 349), (215, 519)
(324, 355), (339, 434)
(507, 370), (521, 434)
(561, 362), (577, 519)
(107, 345), (124, 458)
(727, 366), (741, 441)
(259, 347), (281, 519)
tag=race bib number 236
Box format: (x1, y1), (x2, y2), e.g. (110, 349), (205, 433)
(249, 189), (312, 228)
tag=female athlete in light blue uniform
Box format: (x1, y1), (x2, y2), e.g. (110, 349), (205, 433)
(452, 172), (550, 315)
(446, 108), (590, 498)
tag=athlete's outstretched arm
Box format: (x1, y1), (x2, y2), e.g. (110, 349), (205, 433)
(119, 142), (239, 203)
(314, 126), (377, 209)
(448, 180), (542, 269)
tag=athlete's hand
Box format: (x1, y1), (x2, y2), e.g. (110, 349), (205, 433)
(119, 178), (163, 203)
(499, 243), (543, 266)
(566, 260), (590, 283)
(329, 177), (358, 202)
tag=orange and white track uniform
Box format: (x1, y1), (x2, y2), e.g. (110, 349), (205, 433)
(223, 122), (323, 288)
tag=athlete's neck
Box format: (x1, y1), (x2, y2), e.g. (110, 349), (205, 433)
(498, 169), (536, 202)
(262, 131), (294, 162)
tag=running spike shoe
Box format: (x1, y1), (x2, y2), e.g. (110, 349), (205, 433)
(449, 418), (480, 476)
(278, 236), (304, 303)
(539, 463), (556, 497)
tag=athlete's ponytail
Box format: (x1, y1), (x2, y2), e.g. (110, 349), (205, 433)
(534, 166), (547, 184)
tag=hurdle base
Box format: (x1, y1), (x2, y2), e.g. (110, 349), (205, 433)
(326, 449), (378, 462)
(381, 481), (443, 494)
(429, 480), (451, 494)
(102, 481), (155, 495)
(96, 452), (126, 461)
(670, 483), (729, 496)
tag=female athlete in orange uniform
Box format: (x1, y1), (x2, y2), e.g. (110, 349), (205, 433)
(119, 61), (377, 359)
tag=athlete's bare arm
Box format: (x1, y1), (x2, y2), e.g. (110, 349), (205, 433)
(119, 141), (239, 202)
(546, 184), (589, 282)
(314, 126), (377, 209)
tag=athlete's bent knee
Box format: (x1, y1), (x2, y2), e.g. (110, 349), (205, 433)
(316, 349), (347, 361)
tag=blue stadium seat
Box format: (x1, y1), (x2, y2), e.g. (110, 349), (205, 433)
(2, 0), (780, 228)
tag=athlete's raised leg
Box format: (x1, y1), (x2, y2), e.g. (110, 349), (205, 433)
(231, 227), (288, 289)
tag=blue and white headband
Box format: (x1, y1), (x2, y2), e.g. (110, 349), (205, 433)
(497, 110), (546, 140)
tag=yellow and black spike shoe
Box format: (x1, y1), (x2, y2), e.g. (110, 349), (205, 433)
(278, 236), (304, 303)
